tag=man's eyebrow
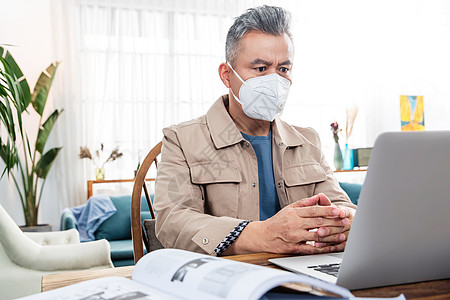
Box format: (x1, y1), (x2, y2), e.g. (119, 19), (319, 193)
(279, 59), (293, 66)
(249, 58), (293, 66)
(250, 58), (272, 66)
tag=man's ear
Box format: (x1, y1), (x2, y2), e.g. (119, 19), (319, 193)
(218, 62), (231, 88)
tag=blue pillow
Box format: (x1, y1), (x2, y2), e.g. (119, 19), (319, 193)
(94, 195), (154, 241)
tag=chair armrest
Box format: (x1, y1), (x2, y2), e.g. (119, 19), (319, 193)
(1, 205), (113, 271)
(60, 209), (77, 231)
(18, 239), (114, 271)
(25, 228), (80, 245)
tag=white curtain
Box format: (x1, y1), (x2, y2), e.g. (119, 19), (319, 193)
(49, 0), (85, 219)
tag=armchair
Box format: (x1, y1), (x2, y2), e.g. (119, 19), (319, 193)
(0, 204), (113, 300)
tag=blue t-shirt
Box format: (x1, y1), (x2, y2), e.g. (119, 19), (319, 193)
(241, 131), (281, 221)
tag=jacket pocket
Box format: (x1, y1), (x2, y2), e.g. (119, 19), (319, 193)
(190, 163), (241, 217)
(284, 163), (327, 203)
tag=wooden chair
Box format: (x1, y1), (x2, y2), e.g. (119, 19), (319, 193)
(131, 141), (164, 264)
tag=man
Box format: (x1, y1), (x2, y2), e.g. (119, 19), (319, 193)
(154, 5), (356, 256)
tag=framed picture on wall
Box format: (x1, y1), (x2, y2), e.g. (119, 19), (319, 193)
(400, 95), (425, 131)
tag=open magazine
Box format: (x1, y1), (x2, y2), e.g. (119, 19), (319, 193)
(19, 249), (405, 300)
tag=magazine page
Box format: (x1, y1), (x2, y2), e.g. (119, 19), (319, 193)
(17, 277), (178, 300)
(132, 249), (354, 300)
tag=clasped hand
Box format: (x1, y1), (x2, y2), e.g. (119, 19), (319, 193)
(231, 194), (355, 255)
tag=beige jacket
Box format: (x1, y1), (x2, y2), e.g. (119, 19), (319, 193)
(154, 95), (356, 255)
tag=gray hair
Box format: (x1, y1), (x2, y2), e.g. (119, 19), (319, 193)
(226, 5), (292, 66)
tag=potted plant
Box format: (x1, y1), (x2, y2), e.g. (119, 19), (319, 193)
(0, 46), (62, 229)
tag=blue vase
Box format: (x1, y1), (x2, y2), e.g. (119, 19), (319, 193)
(334, 142), (343, 170)
(343, 144), (355, 170)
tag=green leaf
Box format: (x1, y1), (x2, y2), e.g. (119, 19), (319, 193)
(0, 140), (8, 166)
(0, 76), (8, 97)
(1, 47), (31, 112)
(0, 74), (18, 142)
(35, 147), (61, 179)
(0, 101), (14, 141)
(36, 109), (63, 154)
(6, 69), (26, 139)
(1, 67), (30, 141)
(26, 136), (32, 158)
(0, 138), (18, 176)
(31, 62), (59, 116)
(0, 149), (8, 177)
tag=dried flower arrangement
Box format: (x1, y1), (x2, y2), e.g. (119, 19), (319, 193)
(345, 105), (359, 144)
(330, 121), (342, 143)
(79, 144), (123, 169)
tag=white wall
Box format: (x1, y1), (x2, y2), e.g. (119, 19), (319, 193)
(0, 0), (61, 227)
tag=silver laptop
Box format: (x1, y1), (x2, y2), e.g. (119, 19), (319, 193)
(270, 131), (450, 290)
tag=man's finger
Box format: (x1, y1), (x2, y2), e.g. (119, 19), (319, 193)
(289, 195), (321, 208)
(290, 193), (333, 209)
(338, 206), (356, 219)
(317, 193), (332, 206)
(279, 229), (320, 243)
(317, 232), (347, 243)
(317, 226), (347, 237)
(301, 217), (348, 229)
(295, 206), (343, 218)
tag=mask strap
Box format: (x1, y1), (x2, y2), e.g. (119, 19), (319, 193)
(227, 62), (245, 84)
(226, 62), (244, 103)
(229, 88), (241, 103)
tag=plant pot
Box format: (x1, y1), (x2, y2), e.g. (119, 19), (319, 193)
(20, 224), (52, 232)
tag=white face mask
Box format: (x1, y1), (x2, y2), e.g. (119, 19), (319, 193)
(228, 63), (291, 122)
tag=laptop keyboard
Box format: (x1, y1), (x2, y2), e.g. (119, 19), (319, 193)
(307, 263), (341, 277)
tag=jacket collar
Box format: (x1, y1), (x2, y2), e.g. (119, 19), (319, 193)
(272, 118), (307, 148)
(206, 95), (306, 149)
(206, 95), (245, 149)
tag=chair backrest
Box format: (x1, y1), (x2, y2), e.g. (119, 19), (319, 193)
(0, 204), (40, 266)
(338, 182), (362, 205)
(131, 141), (163, 263)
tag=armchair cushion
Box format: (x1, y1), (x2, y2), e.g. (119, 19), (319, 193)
(26, 228), (80, 245)
(94, 195), (151, 241)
